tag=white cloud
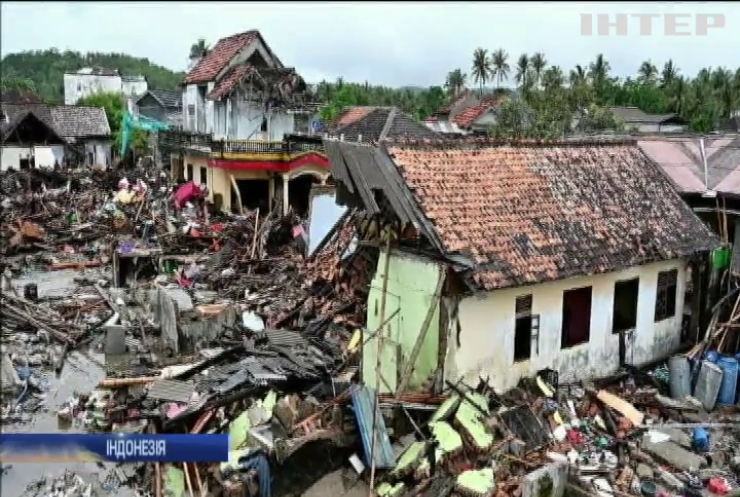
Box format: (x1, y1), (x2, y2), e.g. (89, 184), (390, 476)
(1, 1), (738, 87)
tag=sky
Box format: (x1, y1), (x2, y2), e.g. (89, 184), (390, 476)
(1, 2), (738, 88)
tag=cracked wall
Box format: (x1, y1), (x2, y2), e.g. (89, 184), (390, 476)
(452, 258), (687, 392)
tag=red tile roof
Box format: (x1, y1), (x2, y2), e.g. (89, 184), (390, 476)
(452, 95), (502, 128)
(386, 139), (718, 290)
(207, 65), (251, 100)
(184, 30), (258, 85)
(335, 106), (377, 128)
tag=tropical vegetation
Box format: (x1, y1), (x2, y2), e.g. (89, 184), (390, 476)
(2, 47), (739, 135)
(0, 49), (184, 104)
(76, 92), (148, 157)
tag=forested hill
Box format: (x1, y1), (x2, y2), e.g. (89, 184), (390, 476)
(1, 49), (185, 104)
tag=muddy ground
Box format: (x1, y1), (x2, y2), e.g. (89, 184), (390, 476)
(1, 269), (368, 497)
(1, 269), (136, 497)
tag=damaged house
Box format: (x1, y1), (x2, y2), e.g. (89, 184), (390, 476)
(424, 91), (503, 135)
(160, 29), (327, 215)
(327, 106), (440, 142)
(1, 102), (111, 170)
(324, 138), (719, 393)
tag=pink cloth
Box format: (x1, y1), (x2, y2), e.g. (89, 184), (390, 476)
(173, 181), (202, 209)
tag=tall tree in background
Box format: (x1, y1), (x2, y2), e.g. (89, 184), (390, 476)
(638, 60), (658, 84)
(515, 54), (531, 98)
(189, 39), (209, 60)
(491, 49), (510, 88)
(661, 60), (678, 88)
(76, 92), (148, 156)
(588, 54), (611, 103)
(531, 52), (547, 88)
(471, 48), (491, 96)
(445, 69), (467, 96)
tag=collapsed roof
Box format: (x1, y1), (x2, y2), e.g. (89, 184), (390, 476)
(323, 137), (719, 291)
(329, 106), (440, 143)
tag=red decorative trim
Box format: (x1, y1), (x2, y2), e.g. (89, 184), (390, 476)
(208, 153), (329, 171)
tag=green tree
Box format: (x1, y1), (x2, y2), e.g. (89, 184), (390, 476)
(445, 69), (467, 96)
(77, 92), (147, 156)
(490, 49), (510, 88)
(189, 39), (209, 60)
(1, 49), (184, 103)
(471, 48), (491, 96)
(515, 54), (530, 89)
(531, 52), (547, 88)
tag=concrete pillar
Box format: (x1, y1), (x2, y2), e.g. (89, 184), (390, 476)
(282, 173), (289, 215)
(268, 176), (275, 212)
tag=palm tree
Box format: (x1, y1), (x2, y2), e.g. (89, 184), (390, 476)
(588, 54), (611, 102)
(471, 48), (491, 96)
(491, 49), (510, 88)
(445, 69), (467, 97)
(531, 52), (547, 88)
(542, 66), (564, 94)
(661, 60), (678, 88)
(638, 60), (658, 84)
(189, 39), (209, 60)
(569, 65), (587, 86)
(515, 54), (530, 89)
(668, 76), (688, 115)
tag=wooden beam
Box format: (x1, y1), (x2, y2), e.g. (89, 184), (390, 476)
(229, 173), (243, 215)
(395, 270), (446, 398)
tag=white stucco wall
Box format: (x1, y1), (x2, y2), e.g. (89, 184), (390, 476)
(269, 112), (295, 140)
(121, 79), (148, 99)
(1, 146), (31, 171)
(182, 37), (294, 141)
(64, 74), (121, 105)
(658, 124), (687, 133)
(33, 145), (65, 168)
(83, 140), (112, 168)
(448, 258), (687, 392)
(1, 145), (65, 170)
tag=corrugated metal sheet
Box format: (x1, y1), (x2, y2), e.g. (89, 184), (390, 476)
(264, 329), (307, 347)
(242, 356), (287, 383)
(147, 379), (195, 403)
(350, 385), (395, 469)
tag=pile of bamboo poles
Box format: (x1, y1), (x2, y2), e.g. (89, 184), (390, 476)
(688, 289), (740, 360)
(1, 292), (88, 345)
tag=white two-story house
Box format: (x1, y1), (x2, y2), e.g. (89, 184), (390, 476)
(166, 29), (328, 215)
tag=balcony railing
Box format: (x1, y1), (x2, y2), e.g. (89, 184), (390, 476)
(158, 130), (325, 159)
(158, 130), (214, 151)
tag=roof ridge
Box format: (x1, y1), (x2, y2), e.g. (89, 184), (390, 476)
(386, 137), (638, 148)
(378, 107), (398, 141)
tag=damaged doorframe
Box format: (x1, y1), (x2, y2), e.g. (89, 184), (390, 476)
(395, 269), (446, 398)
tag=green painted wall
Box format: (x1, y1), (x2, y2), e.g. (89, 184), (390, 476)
(363, 251), (442, 393)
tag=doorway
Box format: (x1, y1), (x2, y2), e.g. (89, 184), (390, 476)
(232, 179), (270, 213)
(288, 175), (320, 217)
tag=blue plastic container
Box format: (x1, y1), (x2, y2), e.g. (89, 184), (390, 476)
(716, 356), (739, 405)
(691, 427), (709, 452)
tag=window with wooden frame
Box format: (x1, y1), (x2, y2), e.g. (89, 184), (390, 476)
(612, 278), (639, 334)
(654, 269), (678, 322)
(514, 295), (533, 362)
(561, 286), (592, 348)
